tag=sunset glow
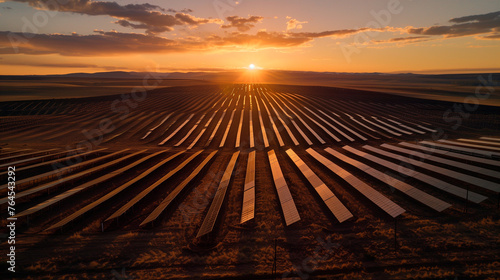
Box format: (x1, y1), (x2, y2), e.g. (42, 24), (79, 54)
(0, 1), (499, 75)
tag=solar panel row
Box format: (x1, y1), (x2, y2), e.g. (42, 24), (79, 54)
(287, 149), (353, 222)
(197, 151), (240, 237)
(241, 151), (256, 223)
(267, 150), (301, 226)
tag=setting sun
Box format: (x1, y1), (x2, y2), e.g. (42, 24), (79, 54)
(249, 64), (255, 70)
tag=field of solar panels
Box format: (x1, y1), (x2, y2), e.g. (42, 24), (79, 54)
(1, 84), (499, 279)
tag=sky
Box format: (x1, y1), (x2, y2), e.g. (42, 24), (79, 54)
(0, 0), (499, 75)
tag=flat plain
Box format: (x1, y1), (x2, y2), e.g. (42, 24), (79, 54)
(1, 80), (499, 279)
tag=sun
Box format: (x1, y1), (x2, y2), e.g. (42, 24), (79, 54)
(248, 64), (255, 70)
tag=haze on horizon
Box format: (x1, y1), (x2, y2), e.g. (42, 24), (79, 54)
(1, 0), (500, 75)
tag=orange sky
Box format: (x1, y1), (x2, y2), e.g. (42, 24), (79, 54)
(1, 0), (500, 75)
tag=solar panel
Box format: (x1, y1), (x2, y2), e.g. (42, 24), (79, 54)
(249, 109), (255, 148)
(104, 150), (190, 222)
(457, 138), (500, 147)
(205, 110), (227, 146)
(46, 150), (171, 230)
(0, 148), (60, 163)
(159, 114), (194, 145)
(266, 94), (314, 145)
(219, 110), (236, 147)
(383, 118), (426, 134)
(357, 115), (402, 136)
(141, 112), (172, 139)
(304, 106), (354, 141)
(13, 150), (148, 217)
(261, 94), (299, 145)
(140, 150), (218, 227)
(0, 148), (81, 169)
(286, 101), (340, 142)
(382, 143), (500, 179)
(437, 140), (500, 155)
(235, 110), (245, 148)
(325, 147), (450, 212)
(364, 145), (500, 193)
(306, 148), (405, 218)
(287, 149), (353, 222)
(267, 150), (301, 226)
(174, 114), (205, 146)
(0, 148), (124, 192)
(317, 109), (367, 141)
(261, 99), (285, 146)
(274, 94), (325, 144)
(256, 100), (270, 147)
(480, 137), (500, 142)
(371, 116), (412, 135)
(240, 151), (256, 223)
(197, 151), (240, 237)
(342, 146), (487, 203)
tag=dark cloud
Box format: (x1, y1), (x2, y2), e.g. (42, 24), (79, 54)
(114, 20), (172, 34)
(481, 33), (500, 40)
(1, 60), (120, 69)
(10, 0), (221, 34)
(371, 36), (431, 45)
(1, 31), (180, 56)
(0, 24), (391, 57)
(388, 36), (429, 42)
(449, 11), (500, 23)
(166, 8), (193, 14)
(221, 16), (263, 32)
(408, 10), (500, 37)
(289, 28), (377, 38)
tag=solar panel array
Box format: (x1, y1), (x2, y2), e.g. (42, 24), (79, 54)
(399, 142), (500, 167)
(364, 145), (500, 193)
(325, 147), (450, 212)
(343, 146), (487, 203)
(4, 83), (500, 237)
(141, 150), (218, 227)
(306, 148), (405, 218)
(287, 149), (353, 222)
(381, 143), (500, 180)
(14, 149), (148, 217)
(0, 149), (131, 205)
(104, 150), (189, 222)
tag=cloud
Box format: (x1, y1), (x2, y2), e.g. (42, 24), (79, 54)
(407, 10), (500, 38)
(1, 31), (180, 56)
(481, 33), (500, 40)
(289, 28), (383, 38)
(286, 18), (308, 31)
(1, 60), (120, 69)
(371, 36), (431, 45)
(0, 25), (391, 57)
(10, 0), (221, 34)
(221, 16), (263, 32)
